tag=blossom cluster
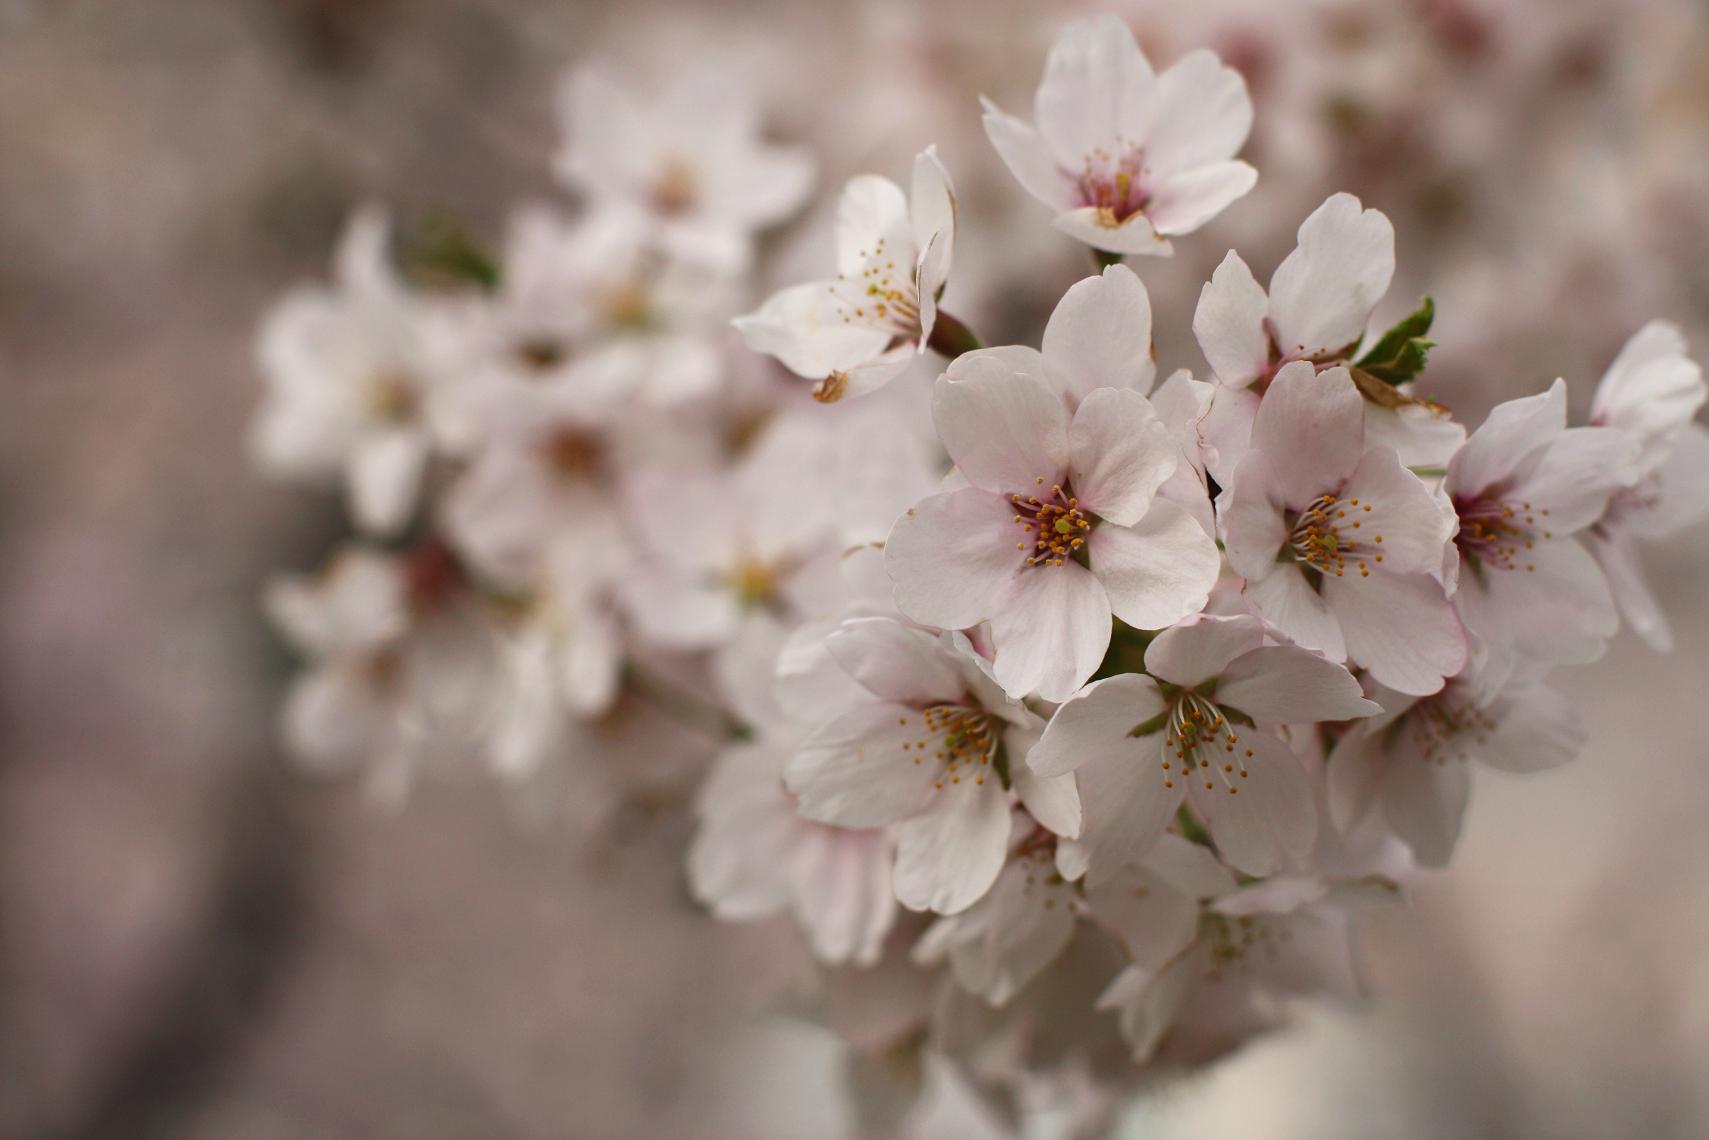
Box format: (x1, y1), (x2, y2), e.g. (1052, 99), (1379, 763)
(253, 15), (1709, 1131)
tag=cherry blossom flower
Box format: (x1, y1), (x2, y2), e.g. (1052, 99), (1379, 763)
(1584, 321), (1709, 651)
(886, 275), (1220, 700)
(982, 16), (1256, 256)
(1327, 674), (1586, 867)
(784, 617), (1079, 914)
(252, 207), (453, 535)
(1096, 878), (1366, 1063)
(1445, 379), (1638, 691)
(1222, 362), (1466, 695)
(555, 64), (814, 273)
(1192, 192), (1462, 482)
(1029, 614), (1378, 878)
(734, 148), (956, 403)
(912, 849), (1076, 1006)
(1080, 834), (1236, 974)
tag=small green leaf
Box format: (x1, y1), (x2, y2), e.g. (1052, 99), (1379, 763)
(1357, 295), (1435, 384)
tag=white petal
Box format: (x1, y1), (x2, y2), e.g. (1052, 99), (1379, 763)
(1069, 388), (1176, 525)
(1052, 207), (1171, 256)
(989, 563), (1111, 701)
(1143, 160), (1257, 236)
(1097, 955), (1198, 1062)
(1323, 570), (1465, 695)
(1143, 613), (1266, 688)
(1585, 530), (1672, 652)
(1193, 250), (1270, 389)
(910, 145), (958, 290)
(1214, 645), (1380, 724)
(1591, 320), (1705, 458)
(1013, 765), (1082, 839)
(980, 98), (1078, 210)
(836, 174), (913, 276)
(349, 428), (429, 535)
(1511, 426), (1638, 534)
(1244, 566), (1347, 661)
(1144, 50), (1254, 172)
(786, 702), (943, 828)
(1249, 362), (1364, 507)
(1447, 379), (1566, 503)
(1186, 730), (1317, 875)
(1478, 681), (1585, 773)
(1266, 192), (1396, 358)
(789, 830), (897, 967)
(1325, 724), (1387, 835)
(885, 487), (1026, 631)
(1338, 445), (1457, 575)
(933, 351), (1069, 493)
(1030, 672), (1167, 777)
(1087, 870), (1199, 971)
(1088, 499), (1221, 630)
(1380, 751), (1471, 868)
(826, 617), (967, 706)
(892, 779), (1012, 914)
(1042, 264), (1156, 401)
(733, 281), (894, 380)
(1060, 742), (1182, 881)
(1033, 16), (1156, 168)
(1456, 538), (1615, 669)
(282, 666), (386, 776)
(1218, 452), (1291, 580)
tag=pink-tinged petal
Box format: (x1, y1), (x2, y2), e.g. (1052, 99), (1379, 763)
(707, 145), (816, 228)
(1511, 426), (1638, 534)
(349, 428), (428, 535)
(1250, 362), (1364, 506)
(980, 98), (1078, 210)
(1143, 160), (1258, 236)
(733, 281), (895, 380)
(1323, 570), (1465, 695)
(1244, 567), (1347, 661)
(1265, 193), (1395, 358)
(1030, 672), (1167, 777)
(1089, 499), (1220, 630)
(619, 564), (738, 649)
(1457, 538), (1617, 668)
(1186, 730), (1316, 875)
(1591, 320), (1705, 457)
(1219, 452), (1290, 580)
(1097, 957), (1197, 1062)
(1144, 832), (1240, 898)
(885, 487), (1026, 631)
(282, 666), (386, 776)
(786, 702), (943, 828)
(1193, 251), (1270, 389)
(1339, 445), (1458, 575)
(1447, 379), (1566, 502)
(1478, 682), (1585, 773)
(1086, 871), (1198, 970)
(789, 830), (896, 967)
(559, 606), (622, 718)
(1363, 401), (1467, 470)
(1042, 264), (1157, 400)
(1012, 763), (1081, 839)
(1144, 613), (1266, 688)
(892, 779), (1012, 914)
(1144, 50), (1254, 172)
(1215, 645), (1380, 724)
(688, 741), (800, 919)
(932, 352), (1069, 492)
(1380, 751), (1470, 868)
(989, 563), (1111, 701)
(1325, 725), (1387, 835)
(1199, 382), (1260, 488)
(1630, 423), (1709, 537)
(910, 145), (958, 287)
(1585, 531), (1672, 652)
(835, 174), (912, 276)
(1034, 16), (1157, 168)
(1052, 207), (1172, 256)
(1069, 388), (1176, 525)
(826, 617), (967, 706)
(829, 344), (918, 403)
(1059, 742), (1182, 881)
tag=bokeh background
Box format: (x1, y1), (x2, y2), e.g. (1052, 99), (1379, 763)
(4, 0), (1709, 1136)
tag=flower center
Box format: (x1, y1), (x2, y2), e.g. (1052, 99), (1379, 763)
(364, 370), (419, 424)
(1402, 689), (1497, 764)
(1287, 493), (1381, 579)
(540, 427), (605, 480)
(896, 704), (997, 790)
(514, 336), (568, 372)
(831, 235), (922, 339)
(728, 559), (782, 609)
(1452, 495), (1550, 573)
(651, 157), (699, 216)
(1199, 911), (1289, 983)
(1076, 141), (1151, 226)
(1010, 479), (1092, 568)
(1161, 692), (1253, 794)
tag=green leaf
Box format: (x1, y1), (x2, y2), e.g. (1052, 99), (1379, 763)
(400, 210), (501, 292)
(1356, 295), (1435, 384)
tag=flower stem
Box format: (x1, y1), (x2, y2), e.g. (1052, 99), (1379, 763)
(1090, 248), (1126, 270)
(926, 311), (983, 360)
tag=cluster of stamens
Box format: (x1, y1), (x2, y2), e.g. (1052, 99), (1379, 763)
(364, 370), (419, 424)
(1288, 493), (1381, 578)
(1403, 689), (1497, 765)
(1453, 496), (1550, 572)
(1075, 140), (1151, 226)
(831, 237), (921, 337)
(896, 704), (997, 790)
(1162, 692), (1254, 794)
(1011, 478), (1091, 567)
(650, 156), (699, 216)
(1200, 912), (1289, 983)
